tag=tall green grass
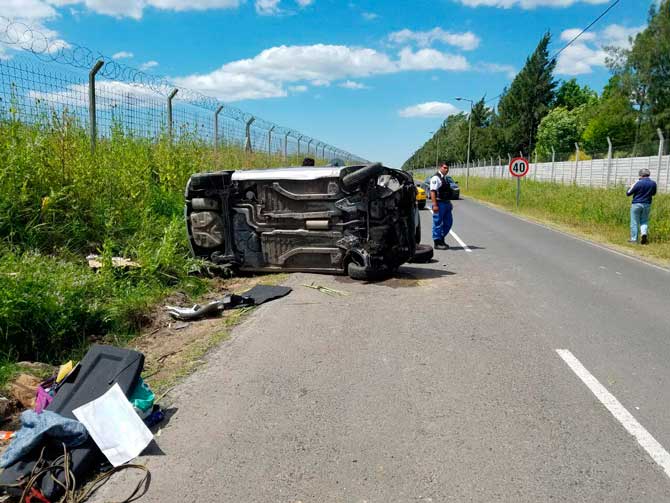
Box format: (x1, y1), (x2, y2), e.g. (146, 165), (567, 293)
(455, 176), (670, 261)
(0, 112), (306, 372)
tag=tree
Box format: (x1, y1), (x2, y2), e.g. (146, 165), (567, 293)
(554, 79), (597, 110)
(581, 92), (637, 154)
(497, 33), (557, 156)
(534, 107), (583, 160)
(626, 0), (670, 130)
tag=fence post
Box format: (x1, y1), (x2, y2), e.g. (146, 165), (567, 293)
(533, 151), (538, 180)
(284, 132), (290, 161)
(214, 105), (223, 153)
(550, 147), (556, 183)
(268, 126), (275, 156)
(507, 153), (511, 178)
(88, 60), (104, 152)
(606, 136), (613, 188)
(244, 117), (255, 153)
(657, 128), (665, 180)
(167, 88), (178, 141)
(574, 143), (580, 184)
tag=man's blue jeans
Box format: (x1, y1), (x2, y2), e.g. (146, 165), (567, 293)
(432, 200), (453, 241)
(630, 203), (651, 241)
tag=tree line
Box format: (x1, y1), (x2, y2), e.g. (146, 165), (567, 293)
(402, 1), (670, 170)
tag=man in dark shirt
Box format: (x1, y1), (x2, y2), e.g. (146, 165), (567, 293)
(626, 168), (657, 244)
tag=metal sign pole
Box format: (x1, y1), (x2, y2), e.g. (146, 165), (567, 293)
(516, 176), (521, 208)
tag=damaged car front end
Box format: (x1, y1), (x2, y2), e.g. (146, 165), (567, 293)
(185, 163), (430, 280)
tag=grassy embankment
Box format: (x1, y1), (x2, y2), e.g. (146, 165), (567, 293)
(450, 175), (670, 263)
(0, 113), (314, 387)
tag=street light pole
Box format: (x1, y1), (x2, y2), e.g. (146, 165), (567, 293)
(456, 97), (474, 190)
(429, 130), (440, 170)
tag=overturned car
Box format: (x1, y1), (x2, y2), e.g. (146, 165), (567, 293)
(185, 163), (432, 280)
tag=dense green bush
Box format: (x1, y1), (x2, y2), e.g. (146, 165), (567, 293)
(0, 113), (300, 365)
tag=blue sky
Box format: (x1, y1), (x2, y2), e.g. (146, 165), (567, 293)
(1, 0), (653, 166)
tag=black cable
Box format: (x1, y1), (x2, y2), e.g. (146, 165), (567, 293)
(550, 0), (621, 61)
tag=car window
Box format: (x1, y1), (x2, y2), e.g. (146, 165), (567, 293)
(446, 176), (456, 184)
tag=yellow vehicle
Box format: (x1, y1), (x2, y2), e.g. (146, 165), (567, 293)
(415, 185), (427, 210)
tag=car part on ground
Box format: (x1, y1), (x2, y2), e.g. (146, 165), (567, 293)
(186, 164), (426, 281)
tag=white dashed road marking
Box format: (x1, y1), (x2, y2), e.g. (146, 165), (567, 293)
(557, 349), (670, 479)
(449, 230), (472, 253)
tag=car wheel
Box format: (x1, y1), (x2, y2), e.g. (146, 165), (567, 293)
(409, 244), (434, 263)
(347, 261), (372, 281)
(418, 201), (426, 210)
(341, 163), (384, 191)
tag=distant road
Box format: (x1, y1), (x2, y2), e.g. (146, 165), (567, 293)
(94, 198), (670, 502)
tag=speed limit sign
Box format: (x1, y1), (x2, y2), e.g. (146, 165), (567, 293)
(509, 157), (530, 177)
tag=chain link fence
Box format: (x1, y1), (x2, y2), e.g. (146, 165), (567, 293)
(0, 17), (367, 165)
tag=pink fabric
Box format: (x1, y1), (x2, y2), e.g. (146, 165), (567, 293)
(35, 386), (53, 414)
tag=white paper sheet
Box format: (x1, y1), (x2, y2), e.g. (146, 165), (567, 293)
(73, 383), (153, 467)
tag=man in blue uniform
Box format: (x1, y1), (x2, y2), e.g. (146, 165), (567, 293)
(430, 164), (453, 250)
(626, 168), (657, 245)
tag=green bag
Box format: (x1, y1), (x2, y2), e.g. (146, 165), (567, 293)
(129, 378), (155, 413)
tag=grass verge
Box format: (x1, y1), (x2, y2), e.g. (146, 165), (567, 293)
(454, 176), (670, 264)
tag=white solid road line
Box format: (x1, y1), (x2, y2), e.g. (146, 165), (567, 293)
(449, 230), (472, 252)
(556, 349), (670, 479)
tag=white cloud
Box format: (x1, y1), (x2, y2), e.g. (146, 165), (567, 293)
(295, 0), (313, 6)
(43, 0), (241, 20)
(255, 0), (281, 14)
(139, 60), (159, 70)
(398, 102), (461, 118)
(389, 28), (480, 51)
(174, 43), (472, 101)
(362, 12), (378, 20)
(288, 84), (308, 92)
(112, 51), (134, 60)
(339, 80), (368, 89)
(398, 47), (469, 71)
(556, 24), (645, 75)
(456, 0), (608, 8)
(4, 0), (57, 19)
(477, 62), (516, 79)
(29, 80), (161, 108)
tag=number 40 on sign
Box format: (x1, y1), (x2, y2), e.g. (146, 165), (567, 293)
(508, 157), (530, 207)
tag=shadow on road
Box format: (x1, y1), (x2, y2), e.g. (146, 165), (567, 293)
(449, 245), (486, 251)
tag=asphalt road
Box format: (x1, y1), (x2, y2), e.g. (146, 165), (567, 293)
(94, 198), (670, 502)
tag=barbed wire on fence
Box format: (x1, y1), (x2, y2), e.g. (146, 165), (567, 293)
(0, 16), (367, 164)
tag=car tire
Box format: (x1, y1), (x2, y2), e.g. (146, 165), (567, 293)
(418, 201), (426, 210)
(341, 163), (384, 191)
(409, 244), (434, 263)
(347, 261), (372, 281)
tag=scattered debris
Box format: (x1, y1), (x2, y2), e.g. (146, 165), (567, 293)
(239, 285), (293, 305)
(9, 374), (42, 410)
(302, 282), (349, 297)
(73, 384), (153, 467)
(0, 397), (14, 423)
(86, 254), (140, 270)
(0, 410), (88, 468)
(166, 286), (292, 321)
